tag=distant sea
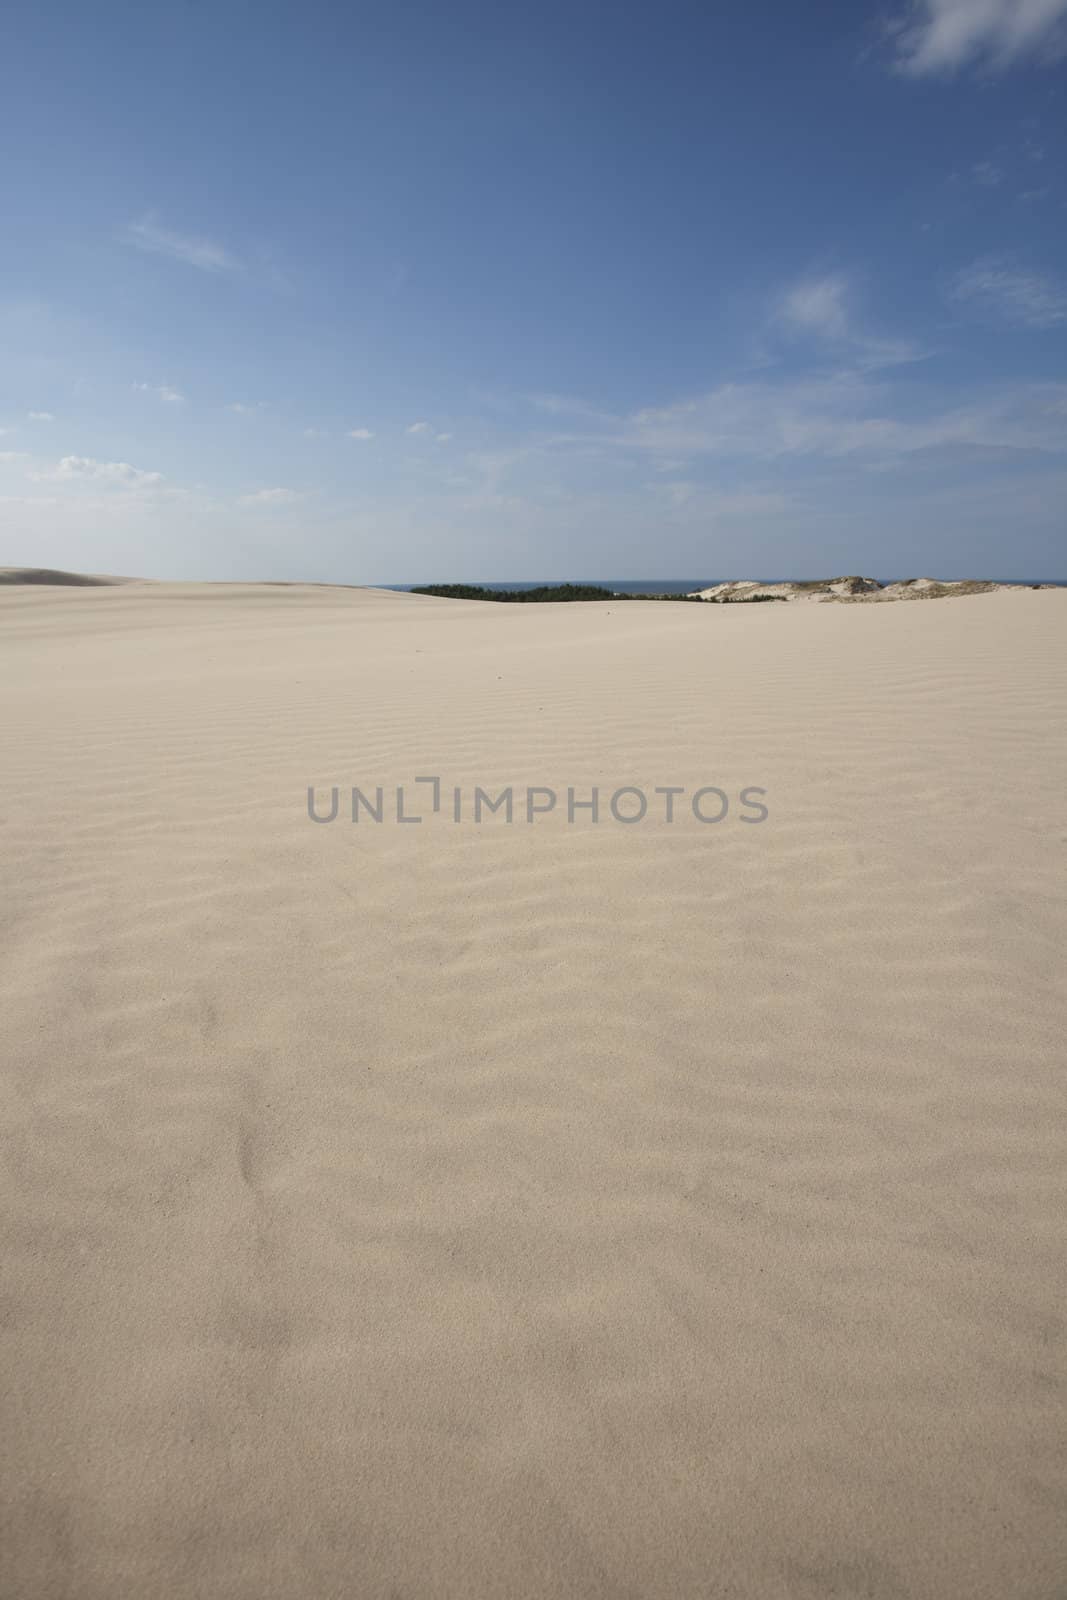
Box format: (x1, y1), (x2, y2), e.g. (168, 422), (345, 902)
(381, 578), (1066, 595)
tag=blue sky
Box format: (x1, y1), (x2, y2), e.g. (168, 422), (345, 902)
(1, 0), (1065, 581)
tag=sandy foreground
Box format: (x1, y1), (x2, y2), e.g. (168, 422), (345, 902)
(1, 580), (1065, 1600)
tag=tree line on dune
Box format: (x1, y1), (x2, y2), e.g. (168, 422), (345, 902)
(410, 584), (785, 603)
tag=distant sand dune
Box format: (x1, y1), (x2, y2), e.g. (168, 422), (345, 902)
(689, 574), (1053, 602)
(0, 566), (140, 586)
(1, 581), (1065, 1599)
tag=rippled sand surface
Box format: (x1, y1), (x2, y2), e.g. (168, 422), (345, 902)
(2, 580), (1065, 1599)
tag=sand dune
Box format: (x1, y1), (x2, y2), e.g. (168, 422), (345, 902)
(688, 575), (1049, 602)
(0, 566), (141, 586)
(1, 580), (1065, 1599)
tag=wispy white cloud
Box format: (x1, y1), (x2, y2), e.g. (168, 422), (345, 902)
(441, 371), (1066, 552)
(228, 401), (266, 415)
(42, 455), (164, 487)
(780, 274), (851, 338)
(238, 486), (298, 506)
(972, 160), (1003, 186)
(135, 382), (184, 404)
(653, 480), (699, 508)
(528, 393), (612, 422)
(891, 0), (1067, 75)
(123, 216), (239, 273)
(951, 257), (1067, 327)
(550, 374), (1067, 465)
(27, 410), (54, 422)
(406, 421), (431, 434)
(776, 272), (925, 369)
(348, 428), (375, 440)
(647, 483), (792, 516)
(435, 432), (453, 443)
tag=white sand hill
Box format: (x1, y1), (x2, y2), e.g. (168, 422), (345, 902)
(1, 578), (1065, 1600)
(688, 575), (1047, 602)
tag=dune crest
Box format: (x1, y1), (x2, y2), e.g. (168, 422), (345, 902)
(0, 566), (140, 586)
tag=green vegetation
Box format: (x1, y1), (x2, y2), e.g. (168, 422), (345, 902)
(411, 583), (617, 602)
(615, 591), (706, 602)
(410, 583), (790, 604)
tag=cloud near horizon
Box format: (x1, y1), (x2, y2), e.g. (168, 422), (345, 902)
(550, 373), (1067, 466)
(238, 486), (299, 505)
(49, 454), (163, 483)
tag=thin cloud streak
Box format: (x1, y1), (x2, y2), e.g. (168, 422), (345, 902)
(135, 382), (185, 404)
(238, 487), (299, 505)
(542, 375), (1067, 465)
(123, 216), (240, 273)
(952, 258), (1067, 328)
